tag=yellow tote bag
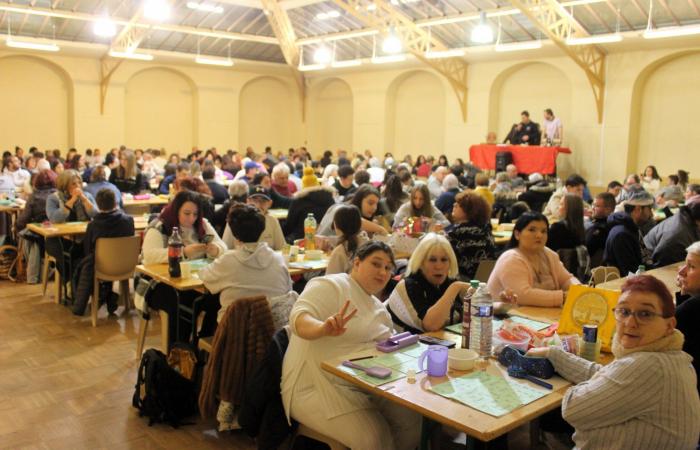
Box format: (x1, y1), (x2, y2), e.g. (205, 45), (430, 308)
(559, 285), (621, 352)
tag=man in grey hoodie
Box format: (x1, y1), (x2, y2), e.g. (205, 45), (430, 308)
(199, 204), (292, 321)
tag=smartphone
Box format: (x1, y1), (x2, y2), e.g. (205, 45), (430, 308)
(202, 235), (214, 244)
(418, 335), (456, 348)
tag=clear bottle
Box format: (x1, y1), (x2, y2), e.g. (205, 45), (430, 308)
(304, 213), (317, 250)
(461, 280), (480, 349)
(469, 282), (494, 358)
(168, 227), (184, 278)
(635, 265), (646, 275)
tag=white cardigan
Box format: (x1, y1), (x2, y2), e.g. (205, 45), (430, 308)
(141, 218), (226, 265)
(281, 273), (394, 421)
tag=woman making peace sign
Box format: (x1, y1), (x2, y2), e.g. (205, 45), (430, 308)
(281, 241), (421, 449)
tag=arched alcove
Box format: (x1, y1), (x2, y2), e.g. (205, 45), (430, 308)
(238, 76), (295, 153)
(309, 78), (353, 153)
(125, 67), (197, 154)
(385, 70), (445, 159)
(629, 51), (700, 177)
(489, 62), (572, 147)
(0, 55), (73, 150)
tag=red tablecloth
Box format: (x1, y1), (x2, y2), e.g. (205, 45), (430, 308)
(469, 144), (571, 175)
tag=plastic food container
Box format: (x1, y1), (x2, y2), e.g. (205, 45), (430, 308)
(492, 329), (530, 353)
(448, 348), (479, 371)
(305, 250), (324, 260)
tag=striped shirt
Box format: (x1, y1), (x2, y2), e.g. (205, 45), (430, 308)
(548, 347), (700, 449)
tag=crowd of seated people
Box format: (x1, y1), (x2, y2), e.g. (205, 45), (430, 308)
(3, 142), (700, 448)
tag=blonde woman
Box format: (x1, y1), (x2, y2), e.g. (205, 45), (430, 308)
(385, 233), (469, 332)
(109, 149), (144, 194)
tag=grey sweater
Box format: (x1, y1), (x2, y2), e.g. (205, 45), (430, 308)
(548, 347), (700, 449)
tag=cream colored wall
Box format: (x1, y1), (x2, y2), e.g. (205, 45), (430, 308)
(1, 44), (700, 188)
(636, 53), (700, 180)
(0, 55), (72, 151)
(125, 67), (197, 153)
(308, 78), (353, 153)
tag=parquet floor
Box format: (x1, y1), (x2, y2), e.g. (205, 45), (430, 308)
(0, 280), (256, 450)
(0, 280), (563, 450)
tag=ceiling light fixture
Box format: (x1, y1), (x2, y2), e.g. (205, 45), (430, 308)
(316, 10), (340, 20)
(93, 17), (117, 37)
(331, 59), (362, 68)
(470, 12), (494, 44)
(6, 38), (59, 52)
(313, 45), (332, 64)
(195, 55), (233, 66)
(494, 40), (542, 52)
(109, 50), (154, 60)
(298, 64), (326, 71)
(143, 0), (170, 22)
(186, 2), (224, 14)
(371, 54), (406, 64)
(643, 24), (700, 39)
(381, 30), (402, 54)
(566, 33), (622, 45)
(425, 49), (465, 59)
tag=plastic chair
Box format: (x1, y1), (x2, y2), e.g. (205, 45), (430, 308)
(92, 236), (141, 327)
(589, 266), (621, 287)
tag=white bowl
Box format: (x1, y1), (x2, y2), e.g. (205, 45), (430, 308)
(448, 348), (479, 371)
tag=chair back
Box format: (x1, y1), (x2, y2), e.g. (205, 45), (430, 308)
(95, 236), (141, 280)
(557, 246), (591, 283)
(589, 266), (621, 286)
(474, 260), (496, 283)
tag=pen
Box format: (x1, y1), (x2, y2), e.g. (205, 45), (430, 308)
(349, 355), (374, 361)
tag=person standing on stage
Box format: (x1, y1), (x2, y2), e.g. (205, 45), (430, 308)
(542, 108), (563, 145)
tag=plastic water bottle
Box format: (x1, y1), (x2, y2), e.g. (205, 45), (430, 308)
(635, 265), (646, 275)
(168, 227), (183, 278)
(304, 213), (317, 250)
(461, 280), (480, 349)
(469, 282), (493, 358)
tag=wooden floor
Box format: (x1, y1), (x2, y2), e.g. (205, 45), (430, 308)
(0, 280), (567, 450)
(0, 280), (257, 450)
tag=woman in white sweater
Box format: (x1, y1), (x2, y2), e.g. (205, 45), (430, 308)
(282, 241), (420, 449)
(529, 274), (700, 449)
(141, 191), (226, 344)
(199, 203), (292, 321)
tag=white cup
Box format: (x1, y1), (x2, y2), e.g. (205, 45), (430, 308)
(181, 262), (192, 279)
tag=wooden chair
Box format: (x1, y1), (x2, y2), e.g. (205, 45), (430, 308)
(294, 423), (348, 450)
(92, 236), (141, 327)
(589, 266), (621, 287)
(41, 254), (61, 303)
(136, 309), (169, 358)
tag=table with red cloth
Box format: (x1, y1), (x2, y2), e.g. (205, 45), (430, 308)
(469, 144), (571, 175)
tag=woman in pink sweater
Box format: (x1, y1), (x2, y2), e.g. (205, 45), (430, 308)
(488, 212), (580, 307)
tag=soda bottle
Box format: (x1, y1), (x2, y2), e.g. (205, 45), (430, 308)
(304, 213), (317, 250)
(168, 227), (183, 278)
(469, 282), (493, 358)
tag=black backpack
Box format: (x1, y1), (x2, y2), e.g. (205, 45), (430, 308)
(132, 348), (197, 427)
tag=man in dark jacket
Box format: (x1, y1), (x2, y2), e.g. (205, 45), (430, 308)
(644, 197), (700, 266)
(72, 189), (135, 316)
(603, 191), (654, 276)
(203, 166), (230, 205)
(585, 192), (616, 267)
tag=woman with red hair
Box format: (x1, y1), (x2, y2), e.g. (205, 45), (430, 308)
(529, 274), (700, 449)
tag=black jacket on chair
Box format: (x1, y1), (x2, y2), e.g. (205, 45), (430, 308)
(239, 327), (293, 450)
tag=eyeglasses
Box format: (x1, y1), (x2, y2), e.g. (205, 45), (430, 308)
(612, 307), (667, 323)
